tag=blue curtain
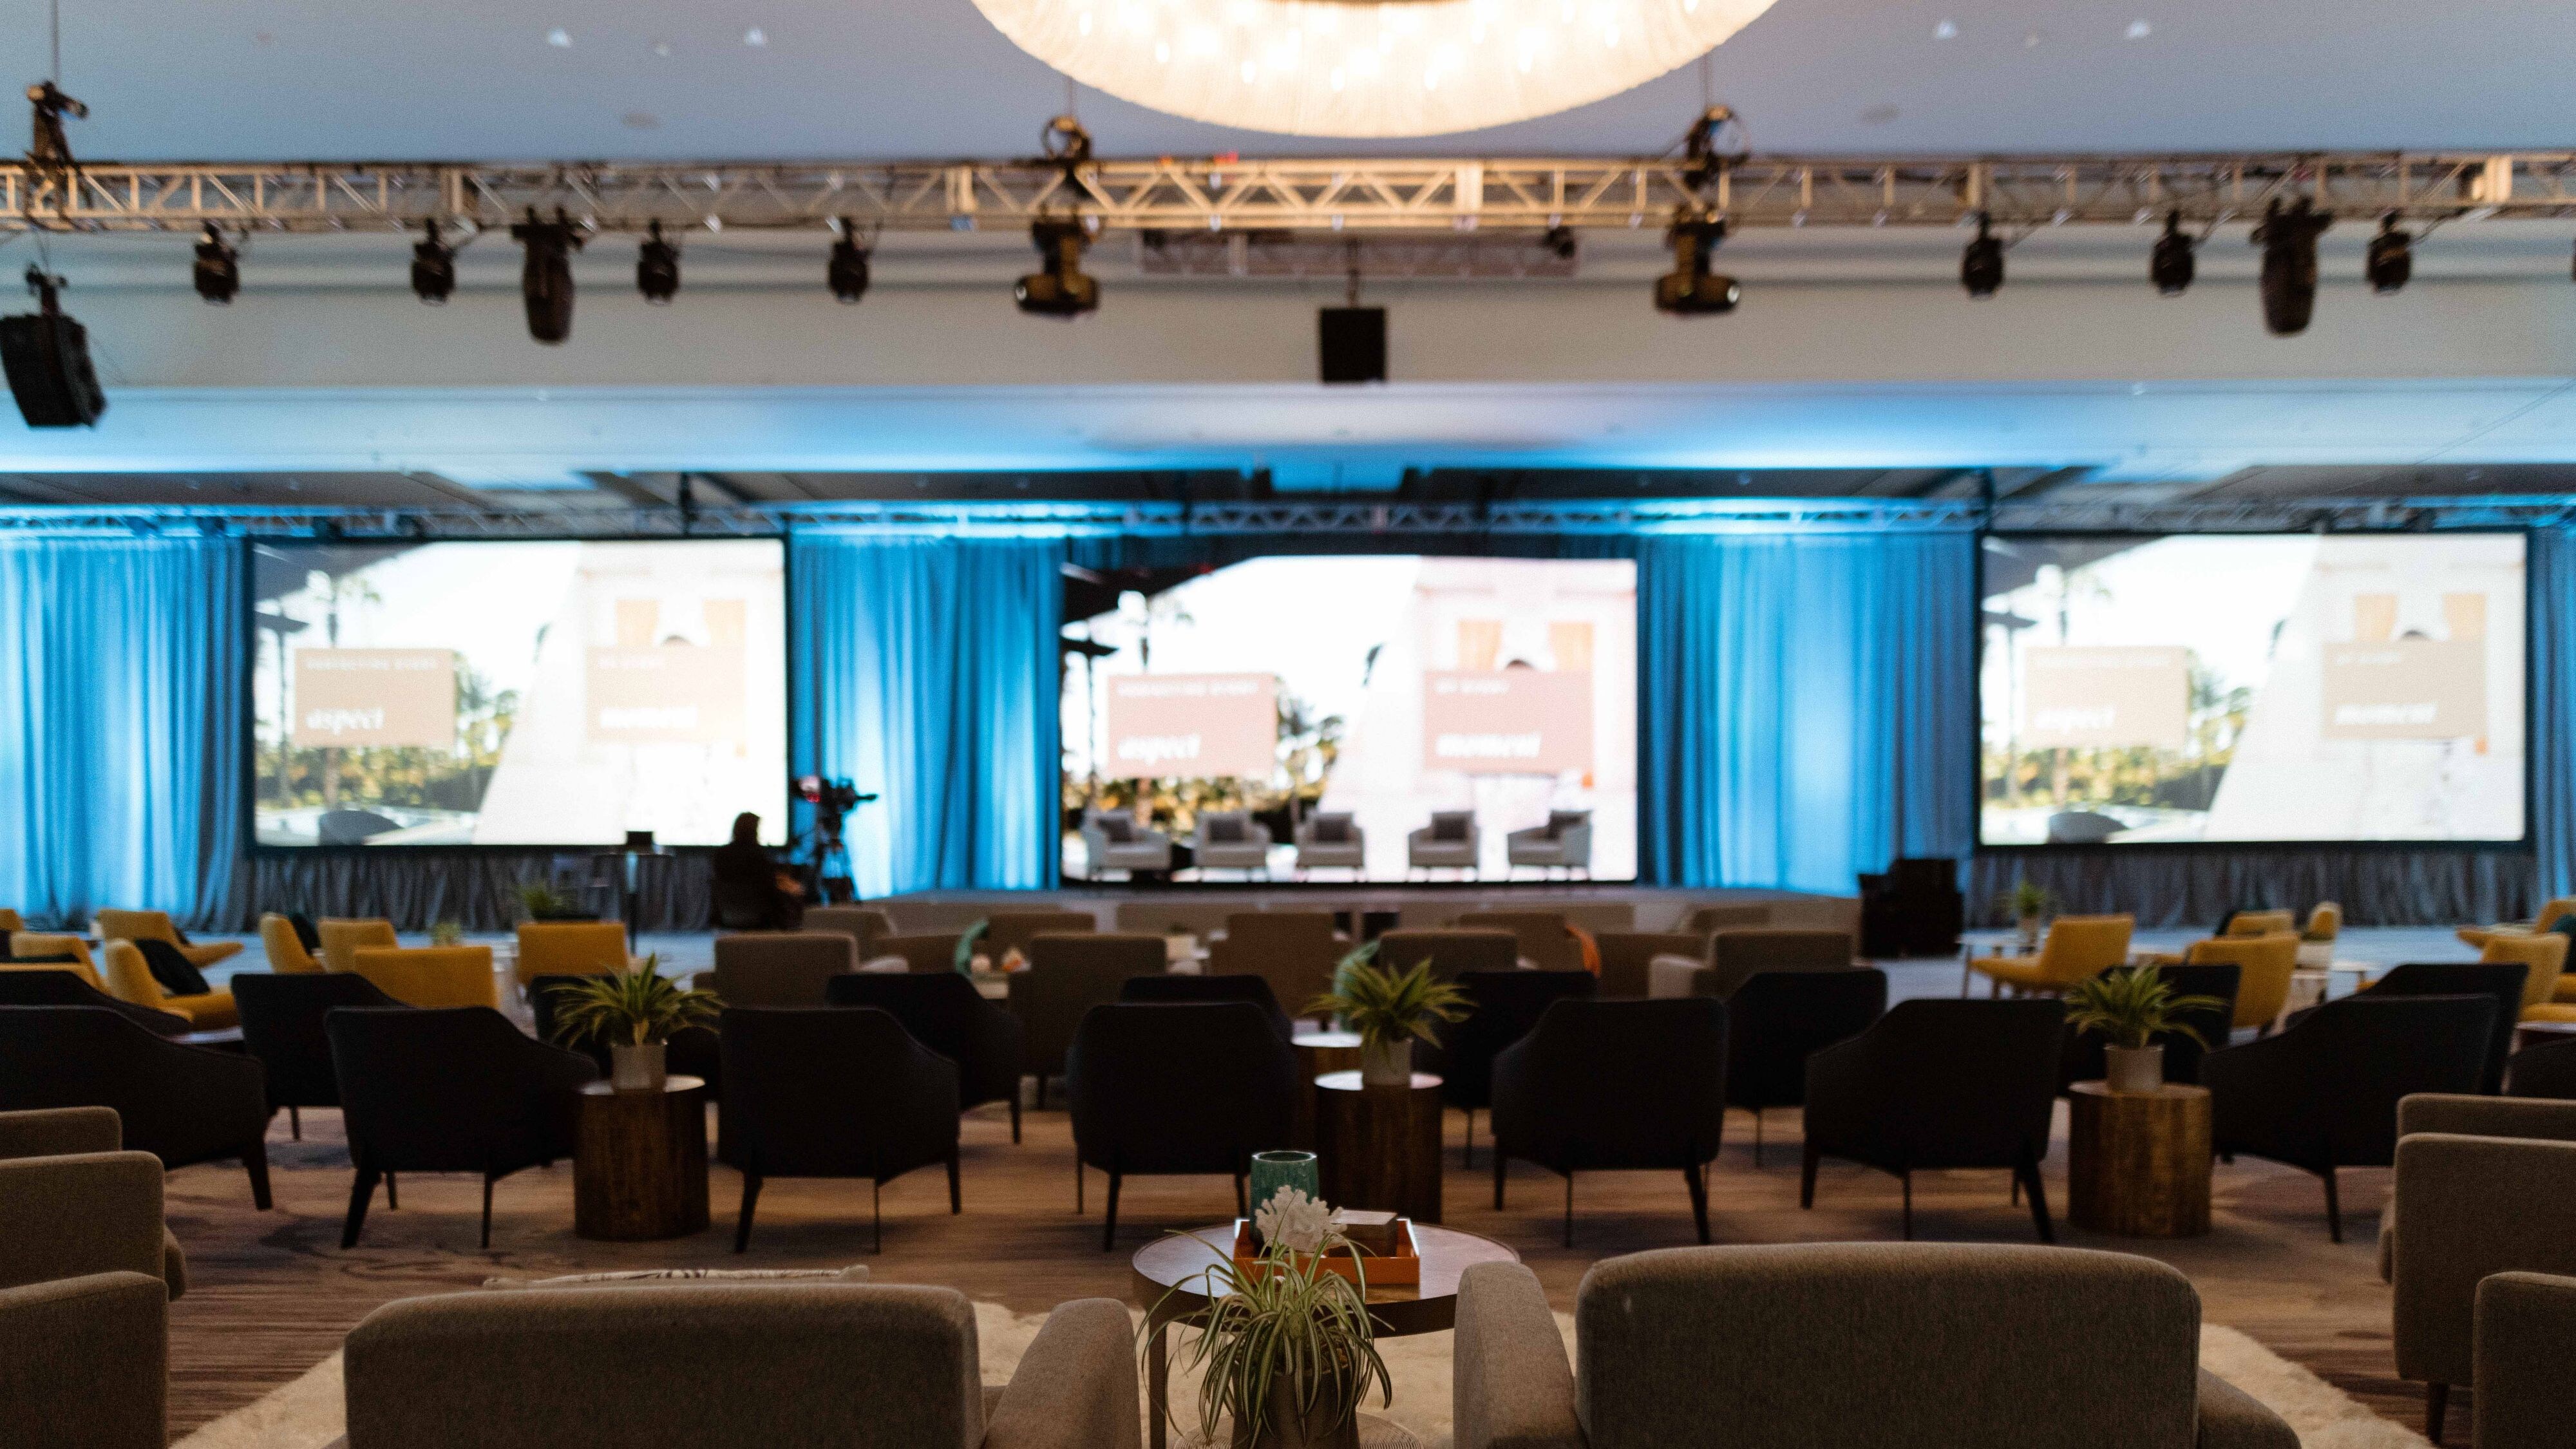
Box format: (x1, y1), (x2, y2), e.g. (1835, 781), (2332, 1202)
(0, 535), (246, 929)
(1638, 529), (1976, 893)
(2535, 526), (2576, 898)
(790, 533), (1064, 894)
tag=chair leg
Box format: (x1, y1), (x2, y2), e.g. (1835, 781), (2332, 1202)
(289, 1106), (301, 1141)
(1900, 1172), (1913, 1240)
(2424, 1381), (2448, 1444)
(243, 1137), (274, 1211)
(1562, 1173), (1575, 1249)
(480, 1173), (497, 1249)
(1799, 1144), (1819, 1209)
(1075, 1159), (1084, 1214)
(1101, 1171), (1122, 1252)
(340, 1165), (380, 1249)
(1685, 1163), (1710, 1245)
(734, 1173), (762, 1253)
(2012, 1172), (2022, 1206)
(948, 1149), (962, 1215)
(1463, 1108), (1477, 1170)
(1009, 1093), (1022, 1145)
(1493, 1150), (1507, 1210)
(384, 1172), (398, 1210)
(2322, 1166), (2344, 1244)
(2020, 1156), (2056, 1244)
(1751, 1109), (1763, 1169)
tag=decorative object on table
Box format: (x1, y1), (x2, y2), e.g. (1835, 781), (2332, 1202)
(547, 954), (721, 1093)
(428, 919), (465, 948)
(1230, 1215), (1423, 1288)
(1328, 1209), (1401, 1255)
(1146, 1236), (1394, 1449)
(1252, 1184), (1336, 1253)
(1001, 946), (1028, 973)
(1308, 952), (1469, 1087)
(515, 882), (589, 922)
(2296, 901), (2342, 969)
(1248, 1150), (1322, 1222)
(952, 918), (989, 972)
(2000, 880), (2053, 949)
(2063, 964), (2224, 1094)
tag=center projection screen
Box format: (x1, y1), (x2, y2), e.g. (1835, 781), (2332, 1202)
(252, 538), (788, 848)
(1979, 532), (2526, 846)
(1061, 556), (1638, 882)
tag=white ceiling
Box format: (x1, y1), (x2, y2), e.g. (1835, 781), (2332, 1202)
(8, 0), (2573, 162)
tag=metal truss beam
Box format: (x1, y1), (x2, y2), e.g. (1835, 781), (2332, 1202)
(7, 150), (2575, 238)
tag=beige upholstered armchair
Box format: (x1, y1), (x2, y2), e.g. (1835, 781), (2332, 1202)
(1407, 810), (1480, 877)
(1079, 810), (1171, 878)
(1188, 810), (1273, 875)
(1504, 810), (1593, 878)
(1292, 811), (1365, 875)
(2476, 1271), (2576, 1449)
(1454, 1243), (2295, 1449)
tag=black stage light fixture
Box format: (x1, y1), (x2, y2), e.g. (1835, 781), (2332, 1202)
(510, 207), (584, 344)
(2149, 210), (2196, 296)
(1959, 212), (2003, 298)
(2365, 213), (2413, 294)
(1543, 225), (1578, 261)
(828, 218), (871, 304)
(2253, 197), (2331, 336)
(636, 220), (681, 304)
(1653, 209), (1739, 316)
(1, 266), (106, 428)
(192, 224), (240, 305)
(1014, 219), (1098, 318)
(410, 220), (456, 305)
(1318, 305), (1386, 383)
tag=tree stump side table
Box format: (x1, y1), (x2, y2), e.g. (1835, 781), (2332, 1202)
(1291, 1031), (1365, 1150)
(574, 1075), (710, 1242)
(1314, 1069), (1443, 1224)
(2067, 1081), (2211, 1238)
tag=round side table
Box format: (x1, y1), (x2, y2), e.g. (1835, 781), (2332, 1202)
(1315, 1070), (1444, 1225)
(574, 1075), (710, 1242)
(2067, 1081), (2211, 1238)
(1291, 1030), (1365, 1149)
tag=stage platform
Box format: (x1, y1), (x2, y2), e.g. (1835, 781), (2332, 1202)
(860, 882), (1859, 940)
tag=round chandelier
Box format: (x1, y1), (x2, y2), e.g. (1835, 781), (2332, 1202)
(969, 0), (1778, 138)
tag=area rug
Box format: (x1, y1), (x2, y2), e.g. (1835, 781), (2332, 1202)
(177, 1305), (2429, 1449)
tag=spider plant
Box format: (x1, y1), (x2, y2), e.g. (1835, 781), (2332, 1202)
(1305, 954), (1468, 1052)
(547, 956), (721, 1048)
(515, 882), (587, 922)
(2064, 965), (2227, 1050)
(1143, 1238), (1394, 1448)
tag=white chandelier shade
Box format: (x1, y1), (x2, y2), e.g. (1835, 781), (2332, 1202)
(969, 0), (1778, 138)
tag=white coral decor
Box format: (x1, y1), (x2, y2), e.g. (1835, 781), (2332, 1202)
(1253, 1186), (1336, 1255)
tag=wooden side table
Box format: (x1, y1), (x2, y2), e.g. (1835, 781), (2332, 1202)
(2067, 1081), (2211, 1238)
(575, 1075), (710, 1241)
(1291, 1030), (1365, 1150)
(1315, 1070), (1443, 1224)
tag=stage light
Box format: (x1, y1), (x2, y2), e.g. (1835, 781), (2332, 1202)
(2149, 210), (2195, 296)
(828, 219), (871, 304)
(410, 220), (456, 305)
(2365, 214), (2412, 294)
(1014, 219), (1098, 319)
(2253, 197), (2331, 336)
(509, 207), (584, 344)
(635, 220), (681, 304)
(1960, 212), (2003, 298)
(192, 225), (240, 305)
(1653, 209), (1739, 316)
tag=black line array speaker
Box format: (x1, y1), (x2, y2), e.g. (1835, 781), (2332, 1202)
(1318, 306), (1386, 384)
(3, 287), (106, 428)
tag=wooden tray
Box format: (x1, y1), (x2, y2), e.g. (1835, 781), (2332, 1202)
(1230, 1219), (1421, 1287)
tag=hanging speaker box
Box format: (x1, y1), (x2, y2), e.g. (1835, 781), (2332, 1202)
(1318, 306), (1386, 385)
(2, 308), (107, 428)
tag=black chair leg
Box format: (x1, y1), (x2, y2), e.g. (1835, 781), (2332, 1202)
(289, 1106), (301, 1141)
(2322, 1167), (2344, 1244)
(2020, 1157), (2056, 1244)
(340, 1166), (380, 1249)
(734, 1173), (763, 1253)
(1685, 1164), (1710, 1244)
(1900, 1172), (1913, 1240)
(1075, 1160), (1084, 1214)
(1750, 1109), (1762, 1169)
(1009, 1094), (1022, 1145)
(243, 1137), (274, 1211)
(2424, 1381), (2448, 1443)
(948, 1150), (962, 1215)
(1562, 1173), (1576, 1249)
(385, 1172), (399, 1209)
(1101, 1171), (1122, 1252)
(1493, 1150), (1507, 1210)
(1799, 1144), (1819, 1209)
(480, 1173), (497, 1249)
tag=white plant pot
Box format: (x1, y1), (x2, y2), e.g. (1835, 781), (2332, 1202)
(2295, 940), (2334, 969)
(610, 1041), (668, 1094)
(2105, 1043), (2165, 1095)
(1358, 1036), (1412, 1087)
(2016, 916), (2043, 950)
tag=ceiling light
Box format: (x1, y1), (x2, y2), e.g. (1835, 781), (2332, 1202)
(1015, 220), (1099, 319)
(636, 220), (681, 304)
(968, 0), (1777, 137)
(546, 28), (571, 47)
(1959, 212), (2003, 298)
(410, 221), (457, 304)
(2365, 214), (2412, 294)
(2148, 210), (2194, 296)
(828, 221), (871, 304)
(193, 225), (240, 305)
(510, 208), (583, 344)
(1653, 209), (1738, 315)
(2253, 197), (2330, 336)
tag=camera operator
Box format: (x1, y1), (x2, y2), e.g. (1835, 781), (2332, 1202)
(712, 811), (806, 929)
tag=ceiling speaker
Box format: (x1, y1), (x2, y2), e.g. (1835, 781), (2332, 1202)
(1319, 307), (1386, 385)
(3, 274), (106, 428)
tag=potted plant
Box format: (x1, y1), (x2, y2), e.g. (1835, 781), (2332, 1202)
(547, 956), (721, 1092)
(2000, 880), (2054, 949)
(2063, 965), (2227, 1094)
(1144, 1233), (1394, 1449)
(428, 919), (466, 947)
(516, 882), (589, 922)
(1307, 949), (1469, 1086)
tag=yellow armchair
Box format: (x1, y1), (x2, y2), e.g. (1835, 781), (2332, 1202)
(258, 914), (324, 974)
(99, 940), (239, 1031)
(93, 909), (242, 971)
(2302, 902), (2343, 941)
(351, 945), (497, 1009)
(317, 918), (399, 974)
(512, 921), (628, 987)
(2479, 933), (2571, 1021)
(2, 934), (106, 991)
(2224, 909), (2296, 938)
(1969, 914), (2134, 995)
(0, 908), (23, 931)
(2184, 932), (2302, 1030)
(2458, 896), (2576, 952)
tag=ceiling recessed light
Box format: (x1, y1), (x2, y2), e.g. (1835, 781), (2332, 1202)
(2125, 19), (2151, 39)
(546, 27), (571, 47)
(2023, 29), (2043, 47)
(653, 39), (674, 56)
(744, 26), (768, 46)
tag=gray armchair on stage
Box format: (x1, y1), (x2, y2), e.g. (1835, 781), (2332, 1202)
(1408, 810), (1481, 878)
(1188, 810), (1273, 877)
(1452, 1242), (2297, 1449)
(1506, 810), (1593, 879)
(1077, 810), (1171, 878)
(1293, 811), (1367, 876)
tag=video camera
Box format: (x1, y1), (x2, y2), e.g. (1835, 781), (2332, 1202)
(795, 775), (870, 820)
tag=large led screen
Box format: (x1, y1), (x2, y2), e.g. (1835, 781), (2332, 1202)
(1980, 533), (2526, 846)
(1062, 556), (1638, 881)
(252, 539), (788, 847)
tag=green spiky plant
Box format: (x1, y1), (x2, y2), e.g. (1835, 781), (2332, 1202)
(1306, 953), (1470, 1052)
(428, 920), (466, 947)
(515, 882), (587, 922)
(2000, 880), (2054, 923)
(2064, 965), (2228, 1050)
(1143, 1238), (1394, 1447)
(547, 956), (721, 1048)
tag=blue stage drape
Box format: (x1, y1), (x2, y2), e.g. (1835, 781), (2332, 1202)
(790, 532), (1064, 895)
(2534, 526), (2576, 898)
(0, 535), (246, 928)
(1638, 529), (1976, 893)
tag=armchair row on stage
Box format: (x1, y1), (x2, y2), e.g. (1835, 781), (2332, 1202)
(1074, 807), (1595, 880)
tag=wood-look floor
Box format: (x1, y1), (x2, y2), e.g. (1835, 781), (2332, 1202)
(164, 1097), (2436, 1443)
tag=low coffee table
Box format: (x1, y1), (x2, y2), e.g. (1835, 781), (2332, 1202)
(574, 1075), (709, 1241)
(1131, 1223), (1517, 1449)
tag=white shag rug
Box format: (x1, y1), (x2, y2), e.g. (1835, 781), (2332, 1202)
(178, 1306), (2427, 1449)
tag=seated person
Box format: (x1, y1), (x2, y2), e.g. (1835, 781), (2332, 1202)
(711, 812), (806, 930)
